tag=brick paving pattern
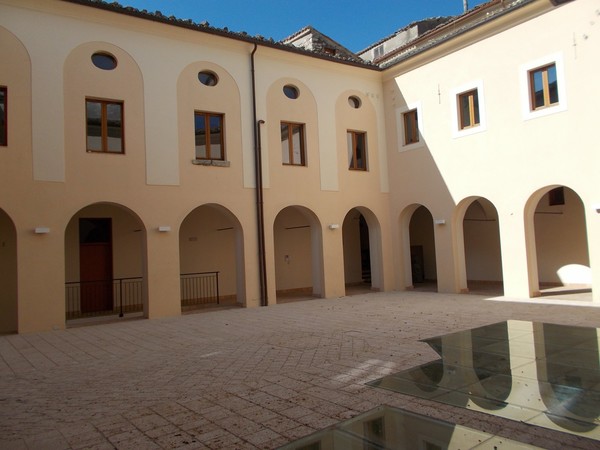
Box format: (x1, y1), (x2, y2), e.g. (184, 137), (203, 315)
(0, 291), (599, 449)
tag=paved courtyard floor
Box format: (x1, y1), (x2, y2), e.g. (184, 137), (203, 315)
(1, 291), (599, 449)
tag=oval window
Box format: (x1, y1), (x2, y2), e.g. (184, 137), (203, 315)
(91, 52), (117, 70)
(348, 96), (361, 109)
(198, 71), (219, 86)
(283, 84), (299, 99)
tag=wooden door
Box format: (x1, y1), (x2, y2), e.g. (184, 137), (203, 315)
(79, 218), (113, 313)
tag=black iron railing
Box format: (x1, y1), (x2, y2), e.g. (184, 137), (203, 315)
(180, 272), (219, 308)
(65, 277), (143, 320)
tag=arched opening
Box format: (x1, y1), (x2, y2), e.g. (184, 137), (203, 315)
(179, 204), (245, 310)
(408, 206), (437, 291)
(0, 209), (17, 334)
(461, 198), (503, 295)
(64, 203), (147, 322)
(273, 206), (323, 302)
(528, 186), (591, 297)
(342, 207), (383, 295)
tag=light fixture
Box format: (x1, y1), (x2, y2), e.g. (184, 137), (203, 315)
(593, 203), (600, 213)
(328, 224), (340, 230)
(158, 226), (171, 232)
(433, 219), (446, 225)
(34, 227), (50, 234)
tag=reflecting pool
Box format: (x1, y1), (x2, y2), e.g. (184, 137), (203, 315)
(368, 320), (600, 440)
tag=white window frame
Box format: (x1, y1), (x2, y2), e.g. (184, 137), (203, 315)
(396, 101), (424, 152)
(520, 52), (567, 121)
(449, 80), (487, 139)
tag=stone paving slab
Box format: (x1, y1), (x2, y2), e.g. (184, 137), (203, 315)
(0, 291), (599, 449)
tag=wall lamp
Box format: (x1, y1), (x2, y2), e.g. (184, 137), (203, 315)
(328, 224), (340, 230)
(34, 227), (50, 234)
(433, 219), (446, 225)
(157, 226), (171, 232)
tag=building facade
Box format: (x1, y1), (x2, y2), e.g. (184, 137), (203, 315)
(0, 0), (597, 333)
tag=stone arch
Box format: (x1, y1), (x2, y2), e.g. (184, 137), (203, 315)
(0, 208), (17, 333)
(273, 205), (324, 301)
(453, 197), (503, 295)
(399, 204), (437, 291)
(524, 185), (590, 296)
(178, 203), (246, 308)
(64, 202), (148, 320)
(342, 206), (384, 293)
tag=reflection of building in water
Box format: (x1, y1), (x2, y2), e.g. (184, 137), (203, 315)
(368, 321), (600, 441)
(279, 405), (541, 449)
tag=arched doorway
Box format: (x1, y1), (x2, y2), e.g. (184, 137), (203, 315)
(408, 205), (437, 291)
(528, 186), (591, 296)
(0, 209), (17, 333)
(460, 198), (503, 295)
(179, 204), (245, 310)
(342, 207), (383, 295)
(273, 206), (323, 302)
(64, 203), (147, 320)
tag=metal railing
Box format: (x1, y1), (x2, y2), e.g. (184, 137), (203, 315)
(180, 272), (219, 308)
(65, 277), (143, 320)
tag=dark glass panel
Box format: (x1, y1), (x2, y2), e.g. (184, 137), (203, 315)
(281, 123), (290, 164)
(0, 88), (6, 146)
(106, 103), (123, 153)
(194, 114), (207, 159)
(86, 101), (102, 151)
(291, 124), (303, 165)
(198, 71), (218, 86)
(459, 93), (471, 128)
(547, 64), (559, 104)
(209, 115), (223, 159)
(91, 52), (117, 70)
(283, 85), (299, 99)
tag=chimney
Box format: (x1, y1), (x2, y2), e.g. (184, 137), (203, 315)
(463, 0), (469, 13)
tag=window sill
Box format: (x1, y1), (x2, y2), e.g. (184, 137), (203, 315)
(192, 159), (230, 167)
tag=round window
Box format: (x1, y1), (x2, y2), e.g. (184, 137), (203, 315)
(198, 71), (219, 86)
(348, 95), (362, 109)
(283, 84), (299, 99)
(91, 52), (117, 70)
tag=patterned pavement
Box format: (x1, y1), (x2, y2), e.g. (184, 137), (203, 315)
(0, 291), (599, 449)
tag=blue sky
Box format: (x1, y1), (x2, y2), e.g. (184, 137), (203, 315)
(119, 1), (490, 52)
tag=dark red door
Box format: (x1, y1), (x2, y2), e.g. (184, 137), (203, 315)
(79, 218), (113, 313)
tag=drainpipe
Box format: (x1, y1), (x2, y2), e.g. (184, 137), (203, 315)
(251, 43), (268, 307)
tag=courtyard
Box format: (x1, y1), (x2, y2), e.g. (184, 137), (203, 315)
(0, 290), (599, 449)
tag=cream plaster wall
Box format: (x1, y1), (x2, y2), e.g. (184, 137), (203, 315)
(384, 0), (599, 299)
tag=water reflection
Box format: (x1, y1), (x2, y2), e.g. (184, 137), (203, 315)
(368, 320), (600, 440)
(278, 405), (540, 450)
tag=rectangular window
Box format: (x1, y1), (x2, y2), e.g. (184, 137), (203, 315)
(281, 122), (305, 166)
(403, 109), (419, 145)
(0, 87), (6, 146)
(347, 130), (367, 171)
(195, 112), (224, 160)
(86, 99), (124, 153)
(458, 89), (480, 130)
(530, 63), (559, 110)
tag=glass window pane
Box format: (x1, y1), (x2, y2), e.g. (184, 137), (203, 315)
(532, 70), (545, 108)
(472, 91), (480, 125)
(194, 114), (207, 158)
(106, 103), (123, 153)
(291, 125), (302, 164)
(547, 65), (559, 104)
(355, 133), (365, 169)
(0, 88), (6, 146)
(209, 115), (222, 159)
(459, 94), (471, 128)
(86, 101), (102, 151)
(281, 123), (290, 164)
(347, 132), (354, 169)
